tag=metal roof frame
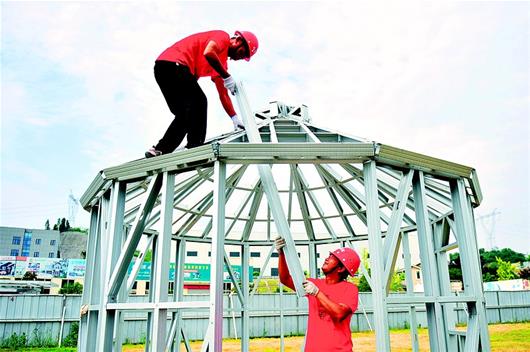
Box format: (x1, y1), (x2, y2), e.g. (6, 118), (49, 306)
(78, 97), (489, 351)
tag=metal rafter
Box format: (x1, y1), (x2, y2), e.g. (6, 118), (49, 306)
(293, 165), (338, 240)
(290, 165), (316, 241)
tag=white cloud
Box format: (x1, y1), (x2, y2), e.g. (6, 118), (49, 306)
(1, 1), (528, 251)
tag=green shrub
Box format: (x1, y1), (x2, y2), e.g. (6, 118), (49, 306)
(59, 282), (84, 294)
(28, 328), (56, 347)
(0, 332), (27, 349)
(62, 322), (79, 347)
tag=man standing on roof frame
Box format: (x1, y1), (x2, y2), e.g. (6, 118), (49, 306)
(145, 30), (258, 158)
(275, 236), (361, 352)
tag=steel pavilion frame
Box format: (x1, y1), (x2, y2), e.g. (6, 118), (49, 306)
(78, 96), (490, 351)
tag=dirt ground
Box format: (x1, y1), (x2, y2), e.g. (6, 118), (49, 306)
(120, 322), (530, 351)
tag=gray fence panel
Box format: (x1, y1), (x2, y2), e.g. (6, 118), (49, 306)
(1, 291), (529, 344)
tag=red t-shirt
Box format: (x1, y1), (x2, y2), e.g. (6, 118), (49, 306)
(157, 30), (230, 79)
(305, 278), (359, 352)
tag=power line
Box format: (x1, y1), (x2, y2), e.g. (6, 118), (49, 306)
(476, 209), (501, 249)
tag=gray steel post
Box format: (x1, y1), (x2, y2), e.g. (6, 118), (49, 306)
(363, 160), (391, 351)
(401, 231), (419, 352)
(434, 219), (458, 351)
(241, 243), (250, 351)
(412, 171), (447, 351)
(204, 161), (226, 352)
(167, 239), (186, 351)
(78, 206), (100, 351)
(450, 179), (491, 351)
(95, 191), (114, 351)
(151, 172), (175, 351)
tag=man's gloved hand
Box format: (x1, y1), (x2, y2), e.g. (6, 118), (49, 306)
(223, 75), (237, 95)
(231, 115), (245, 130)
(80, 304), (89, 317)
(274, 236), (286, 252)
(303, 280), (320, 296)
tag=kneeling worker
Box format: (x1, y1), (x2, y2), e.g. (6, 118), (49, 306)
(275, 237), (361, 352)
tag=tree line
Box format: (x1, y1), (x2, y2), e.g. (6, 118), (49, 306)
(449, 248), (530, 282)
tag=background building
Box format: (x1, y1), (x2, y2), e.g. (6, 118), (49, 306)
(0, 226), (59, 258)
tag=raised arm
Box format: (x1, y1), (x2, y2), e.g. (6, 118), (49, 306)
(212, 76), (236, 117)
(275, 237), (295, 290)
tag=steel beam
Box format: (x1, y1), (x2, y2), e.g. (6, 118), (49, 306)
(235, 82), (305, 296)
(413, 171), (447, 351)
(241, 244), (250, 351)
(363, 160), (390, 351)
(150, 172), (175, 351)
(78, 205), (101, 350)
(402, 231), (419, 352)
(166, 239), (186, 352)
(203, 161), (226, 352)
(450, 179), (491, 351)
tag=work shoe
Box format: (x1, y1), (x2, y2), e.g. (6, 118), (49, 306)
(145, 146), (162, 158)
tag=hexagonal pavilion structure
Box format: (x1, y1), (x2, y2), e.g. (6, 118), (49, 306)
(78, 99), (490, 351)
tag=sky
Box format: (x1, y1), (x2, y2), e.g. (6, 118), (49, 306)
(1, 1), (528, 253)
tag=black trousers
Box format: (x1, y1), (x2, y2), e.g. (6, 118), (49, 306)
(154, 60), (207, 153)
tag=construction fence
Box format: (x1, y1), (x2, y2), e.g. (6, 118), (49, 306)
(0, 291), (529, 344)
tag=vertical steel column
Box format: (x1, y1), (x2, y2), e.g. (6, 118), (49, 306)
(241, 243), (250, 351)
(402, 231), (419, 352)
(363, 161), (390, 351)
(203, 161), (226, 352)
(412, 171), (447, 351)
(150, 172), (175, 351)
(95, 183), (126, 351)
(167, 239), (186, 351)
(114, 221), (131, 352)
(92, 194), (110, 350)
(434, 219), (458, 350)
(78, 205), (101, 351)
(450, 179), (491, 351)
(308, 243), (318, 278)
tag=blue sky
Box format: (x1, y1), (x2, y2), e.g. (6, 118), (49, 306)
(1, 2), (528, 252)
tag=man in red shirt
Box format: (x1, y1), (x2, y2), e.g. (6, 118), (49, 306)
(275, 237), (360, 352)
(145, 30), (258, 158)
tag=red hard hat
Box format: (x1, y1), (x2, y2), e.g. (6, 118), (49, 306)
(330, 247), (361, 277)
(235, 30), (258, 61)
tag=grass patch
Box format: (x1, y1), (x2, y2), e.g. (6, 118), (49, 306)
(5, 322), (529, 351)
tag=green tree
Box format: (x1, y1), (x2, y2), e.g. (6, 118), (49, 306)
(356, 249), (403, 292)
(358, 249), (371, 292)
(59, 218), (67, 232)
(53, 218), (60, 230)
(44, 219), (50, 230)
(449, 252), (464, 280)
(23, 271), (37, 280)
(518, 267), (530, 280)
(390, 272), (405, 292)
(496, 257), (518, 281)
(450, 248), (527, 282)
(59, 282), (84, 294)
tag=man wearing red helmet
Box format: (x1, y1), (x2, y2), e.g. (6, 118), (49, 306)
(275, 237), (360, 352)
(145, 30), (258, 158)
